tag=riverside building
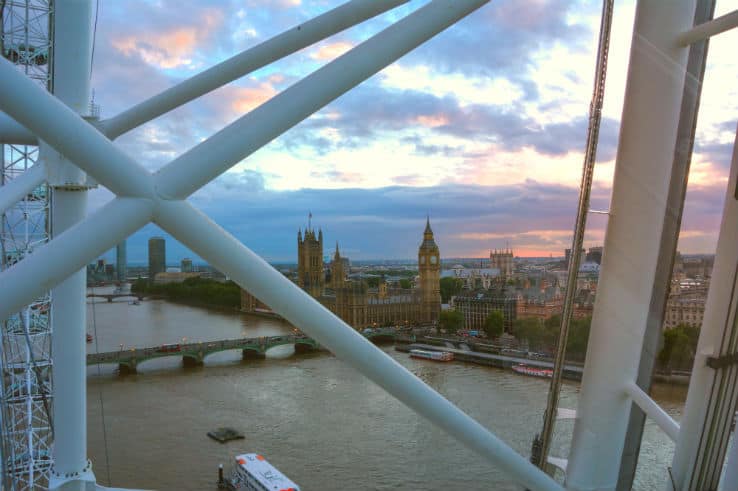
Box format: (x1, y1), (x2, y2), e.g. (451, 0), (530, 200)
(241, 218), (442, 329)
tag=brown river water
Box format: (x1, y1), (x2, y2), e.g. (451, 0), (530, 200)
(85, 291), (685, 490)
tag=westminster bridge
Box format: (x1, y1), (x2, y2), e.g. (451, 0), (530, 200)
(86, 328), (402, 374)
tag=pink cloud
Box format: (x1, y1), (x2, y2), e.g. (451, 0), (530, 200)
(228, 82), (279, 114)
(112, 9), (223, 69)
(310, 41), (354, 61)
(415, 114), (450, 128)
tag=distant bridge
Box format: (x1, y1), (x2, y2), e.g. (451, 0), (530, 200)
(86, 328), (400, 374)
(86, 292), (145, 302)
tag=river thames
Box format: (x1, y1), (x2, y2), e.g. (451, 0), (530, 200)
(85, 293), (685, 490)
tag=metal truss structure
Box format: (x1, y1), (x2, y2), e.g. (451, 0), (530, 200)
(0, 1), (737, 490)
(0, 1), (54, 489)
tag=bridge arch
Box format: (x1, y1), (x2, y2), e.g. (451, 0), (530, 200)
(200, 345), (265, 362)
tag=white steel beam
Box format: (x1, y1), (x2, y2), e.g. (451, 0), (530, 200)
(99, 0), (409, 139)
(0, 162), (45, 216)
(0, 197), (153, 321)
(677, 9), (738, 46)
(0, 112), (36, 145)
(47, 1), (96, 489)
(155, 0), (490, 199)
(623, 382), (680, 442)
(565, 1), (697, 489)
(670, 127), (738, 490)
(721, 413), (738, 491)
(154, 199), (563, 491)
(0, 56), (153, 198)
(49, 192), (92, 490)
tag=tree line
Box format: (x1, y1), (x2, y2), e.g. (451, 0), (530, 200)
(439, 306), (699, 369)
(132, 277), (241, 309)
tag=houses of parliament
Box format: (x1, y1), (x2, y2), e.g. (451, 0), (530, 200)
(241, 218), (441, 329)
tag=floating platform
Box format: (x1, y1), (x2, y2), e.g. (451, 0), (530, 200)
(208, 427), (245, 443)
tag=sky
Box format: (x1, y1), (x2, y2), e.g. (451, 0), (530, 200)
(82, 0), (738, 264)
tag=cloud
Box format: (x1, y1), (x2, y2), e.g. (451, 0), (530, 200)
(310, 41), (354, 61)
(79, 0), (734, 265)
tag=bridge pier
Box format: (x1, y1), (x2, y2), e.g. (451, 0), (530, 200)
(106, 297), (112, 303)
(118, 362), (136, 375)
(183, 353), (204, 367)
(294, 343), (315, 354)
(242, 349), (265, 360)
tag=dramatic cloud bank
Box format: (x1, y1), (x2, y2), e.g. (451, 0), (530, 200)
(85, 0), (736, 262)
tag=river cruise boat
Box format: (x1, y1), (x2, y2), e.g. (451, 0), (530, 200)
(511, 364), (553, 379)
(219, 453), (300, 491)
(409, 349), (453, 362)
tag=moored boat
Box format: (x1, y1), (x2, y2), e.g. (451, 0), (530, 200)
(511, 364), (552, 378)
(409, 349), (453, 362)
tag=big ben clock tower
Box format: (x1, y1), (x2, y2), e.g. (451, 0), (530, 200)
(418, 217), (441, 323)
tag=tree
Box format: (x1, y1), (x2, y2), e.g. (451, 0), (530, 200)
(440, 277), (464, 303)
(659, 324), (700, 371)
(565, 316), (592, 361)
(439, 310), (464, 334)
(365, 276), (381, 288)
(483, 310), (505, 339)
(514, 317), (545, 351)
(399, 278), (412, 289)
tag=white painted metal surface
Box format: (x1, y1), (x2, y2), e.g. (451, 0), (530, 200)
(155, 0), (494, 199)
(0, 162), (44, 216)
(0, 58), (153, 198)
(566, 2), (697, 489)
(45, 2), (96, 487)
(720, 414), (738, 491)
(0, 113), (35, 145)
(670, 126), (738, 490)
(100, 0), (409, 139)
(0, 1), (571, 488)
(677, 9), (738, 46)
(48, 193), (92, 491)
(154, 199), (563, 491)
(0, 1), (54, 488)
(624, 382), (680, 442)
(1, 0), (733, 489)
(0, 198), (154, 320)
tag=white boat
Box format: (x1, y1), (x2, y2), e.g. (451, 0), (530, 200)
(511, 364), (553, 379)
(219, 453), (300, 491)
(409, 349), (453, 362)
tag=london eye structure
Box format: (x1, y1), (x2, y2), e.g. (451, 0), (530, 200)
(0, 1), (737, 490)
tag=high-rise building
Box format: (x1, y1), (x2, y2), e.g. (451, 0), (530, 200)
(116, 240), (127, 281)
(181, 257), (193, 273)
(148, 236), (166, 282)
(418, 217), (441, 323)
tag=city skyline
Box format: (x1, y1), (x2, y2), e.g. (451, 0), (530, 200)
(87, 0), (736, 260)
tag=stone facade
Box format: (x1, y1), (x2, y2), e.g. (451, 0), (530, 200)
(297, 228), (324, 298)
(452, 289), (517, 332)
(490, 248), (514, 278)
(241, 218), (441, 329)
(663, 281), (708, 329)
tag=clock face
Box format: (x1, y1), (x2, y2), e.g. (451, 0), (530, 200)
(430, 256), (437, 264)
(421, 256), (426, 265)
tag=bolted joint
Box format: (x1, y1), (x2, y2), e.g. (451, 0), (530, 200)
(40, 140), (97, 191)
(48, 459), (96, 490)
